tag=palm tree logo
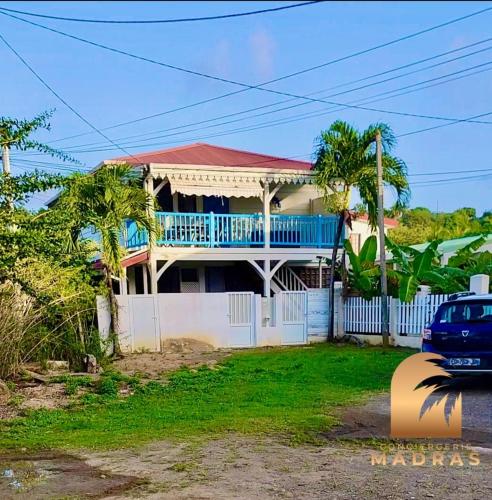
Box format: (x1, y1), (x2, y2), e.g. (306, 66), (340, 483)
(391, 353), (462, 438)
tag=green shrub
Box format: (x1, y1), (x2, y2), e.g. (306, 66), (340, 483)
(95, 377), (118, 397)
(51, 375), (93, 395)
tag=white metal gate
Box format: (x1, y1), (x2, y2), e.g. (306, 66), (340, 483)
(280, 291), (307, 344)
(227, 292), (255, 347)
(128, 296), (160, 351)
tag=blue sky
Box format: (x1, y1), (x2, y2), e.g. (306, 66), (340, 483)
(1, 1), (492, 214)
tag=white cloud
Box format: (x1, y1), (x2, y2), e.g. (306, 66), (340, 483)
(211, 39), (232, 78)
(249, 28), (275, 79)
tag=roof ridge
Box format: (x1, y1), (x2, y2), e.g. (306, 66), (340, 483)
(196, 142), (312, 166)
(111, 142), (312, 166)
(112, 142), (203, 161)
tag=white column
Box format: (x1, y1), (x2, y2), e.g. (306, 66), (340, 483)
(142, 264), (149, 294)
(263, 182), (270, 248)
(263, 259), (271, 298)
(150, 258), (158, 294)
(120, 268), (128, 295)
(198, 266), (206, 293)
(128, 267), (136, 295)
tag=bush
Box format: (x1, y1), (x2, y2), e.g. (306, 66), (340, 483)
(95, 377), (118, 397)
(2, 257), (104, 373)
(0, 283), (42, 379)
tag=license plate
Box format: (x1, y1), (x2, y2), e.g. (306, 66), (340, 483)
(446, 357), (480, 367)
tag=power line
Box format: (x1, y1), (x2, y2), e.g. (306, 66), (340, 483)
(10, 158), (89, 172)
(0, 32), (140, 162)
(53, 55), (492, 153)
(54, 33), (492, 146)
(45, 62), (492, 155)
(0, 2), (320, 24)
(411, 173), (492, 186)
(2, 6), (492, 140)
(398, 109), (492, 137)
(410, 167), (492, 177)
(34, 35), (492, 152)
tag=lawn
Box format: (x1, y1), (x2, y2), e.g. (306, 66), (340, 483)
(0, 345), (412, 450)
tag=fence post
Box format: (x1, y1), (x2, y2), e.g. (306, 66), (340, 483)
(334, 286), (344, 338)
(389, 297), (398, 343)
(317, 214), (322, 248)
(209, 212), (215, 248)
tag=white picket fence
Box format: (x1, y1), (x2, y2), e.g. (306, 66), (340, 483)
(344, 294), (448, 337)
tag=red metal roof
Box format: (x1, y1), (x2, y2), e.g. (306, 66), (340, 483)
(356, 214), (399, 228)
(112, 142), (312, 171)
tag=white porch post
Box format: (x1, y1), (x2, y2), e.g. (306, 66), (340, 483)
(120, 268), (128, 295)
(150, 257), (158, 294)
(145, 169), (157, 294)
(263, 182), (270, 248)
(263, 258), (271, 298)
(128, 266), (136, 295)
(142, 264), (149, 294)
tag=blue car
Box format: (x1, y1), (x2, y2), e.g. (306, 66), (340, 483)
(422, 292), (492, 373)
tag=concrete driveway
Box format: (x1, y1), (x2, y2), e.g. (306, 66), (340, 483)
(333, 374), (492, 446)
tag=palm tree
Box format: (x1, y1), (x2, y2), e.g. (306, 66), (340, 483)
(0, 110), (75, 175)
(59, 164), (156, 355)
(313, 120), (410, 340)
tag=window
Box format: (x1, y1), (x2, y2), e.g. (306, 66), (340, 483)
(181, 268), (199, 282)
(436, 301), (492, 324)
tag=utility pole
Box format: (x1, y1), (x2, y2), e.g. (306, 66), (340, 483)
(376, 130), (390, 347)
(1, 144), (10, 174)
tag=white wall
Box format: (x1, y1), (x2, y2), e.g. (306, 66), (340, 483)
(229, 184), (324, 216)
(158, 293), (231, 348)
(98, 291), (310, 352)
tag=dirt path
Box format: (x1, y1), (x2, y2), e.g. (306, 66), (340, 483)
(83, 436), (491, 500)
(113, 340), (231, 379)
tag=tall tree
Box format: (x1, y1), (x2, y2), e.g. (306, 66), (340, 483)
(58, 164), (156, 355)
(0, 110), (74, 175)
(313, 120), (410, 340)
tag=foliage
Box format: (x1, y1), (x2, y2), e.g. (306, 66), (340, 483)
(344, 235), (380, 299)
(0, 345), (412, 449)
(58, 164), (155, 275)
(313, 120), (410, 229)
(0, 283), (42, 379)
(49, 375), (94, 396)
(57, 164), (156, 354)
(95, 376), (119, 397)
(0, 114), (113, 375)
(313, 120), (410, 339)
(389, 207), (490, 246)
(385, 238), (471, 301)
(0, 110), (77, 164)
(440, 236), (492, 293)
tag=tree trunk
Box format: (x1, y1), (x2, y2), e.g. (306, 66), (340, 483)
(327, 214), (345, 341)
(104, 267), (121, 357)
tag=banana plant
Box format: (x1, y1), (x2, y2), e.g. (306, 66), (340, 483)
(344, 235), (381, 300)
(385, 237), (466, 302)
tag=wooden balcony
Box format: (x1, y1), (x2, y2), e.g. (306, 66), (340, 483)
(125, 212), (340, 250)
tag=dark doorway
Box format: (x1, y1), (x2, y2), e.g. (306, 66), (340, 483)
(155, 182), (173, 212)
(178, 194), (197, 213)
(206, 267), (226, 292)
(203, 196), (229, 214)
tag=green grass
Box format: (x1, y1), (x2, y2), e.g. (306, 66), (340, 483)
(0, 345), (412, 450)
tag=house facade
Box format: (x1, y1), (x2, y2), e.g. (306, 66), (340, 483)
(95, 143), (393, 351)
(112, 143), (346, 299)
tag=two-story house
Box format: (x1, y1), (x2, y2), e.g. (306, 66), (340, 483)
(93, 142), (395, 350)
(115, 142), (341, 298)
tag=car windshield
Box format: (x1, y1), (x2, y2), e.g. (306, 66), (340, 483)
(436, 301), (492, 324)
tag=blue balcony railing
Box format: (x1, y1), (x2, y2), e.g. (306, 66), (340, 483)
(125, 212), (340, 250)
